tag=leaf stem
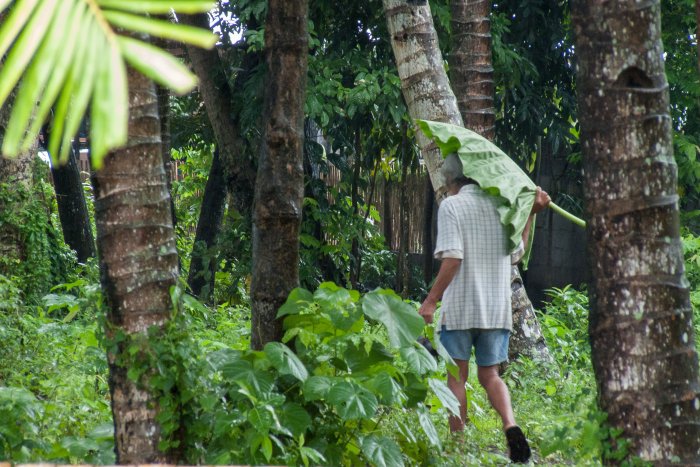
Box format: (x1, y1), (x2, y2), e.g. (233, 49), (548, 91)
(549, 202), (586, 228)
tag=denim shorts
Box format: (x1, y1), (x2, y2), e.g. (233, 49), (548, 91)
(439, 326), (510, 366)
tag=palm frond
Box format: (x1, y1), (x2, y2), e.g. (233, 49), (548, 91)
(0, 0), (217, 166)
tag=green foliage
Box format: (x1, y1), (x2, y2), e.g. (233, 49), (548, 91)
(0, 0), (216, 165)
(538, 285), (591, 368)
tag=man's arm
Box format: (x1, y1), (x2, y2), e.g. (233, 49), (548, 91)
(521, 187), (552, 246)
(419, 257), (462, 324)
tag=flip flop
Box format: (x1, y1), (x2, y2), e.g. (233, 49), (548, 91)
(505, 425), (531, 463)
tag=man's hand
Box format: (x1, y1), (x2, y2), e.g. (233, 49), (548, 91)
(419, 299), (437, 324)
(531, 186), (551, 214)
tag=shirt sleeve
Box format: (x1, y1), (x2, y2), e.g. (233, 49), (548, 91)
(434, 201), (464, 260)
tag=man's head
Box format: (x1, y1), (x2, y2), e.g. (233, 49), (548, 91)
(442, 153), (470, 194)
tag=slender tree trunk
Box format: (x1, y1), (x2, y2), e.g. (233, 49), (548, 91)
(572, 1), (700, 462)
(449, 0), (495, 140)
(91, 67), (179, 463)
(422, 175), (434, 285)
(382, 0), (462, 200)
(51, 142), (96, 263)
(398, 158), (410, 297)
(187, 148), (227, 300)
(155, 80), (178, 231)
(449, 0), (552, 366)
(250, 0), (308, 349)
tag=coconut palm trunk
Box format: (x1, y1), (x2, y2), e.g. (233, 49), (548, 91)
(571, 1), (700, 462)
(91, 66), (179, 463)
(448, 0), (552, 365)
(250, 0), (309, 349)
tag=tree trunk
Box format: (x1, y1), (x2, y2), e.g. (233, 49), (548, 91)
(422, 175), (435, 286)
(449, 0), (495, 140)
(571, 1), (700, 462)
(91, 66), (179, 463)
(51, 142), (96, 263)
(382, 0), (462, 200)
(250, 0), (308, 350)
(448, 0), (552, 366)
(180, 13), (257, 215)
(187, 148), (227, 301)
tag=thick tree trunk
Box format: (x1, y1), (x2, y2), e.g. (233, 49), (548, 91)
(51, 144), (96, 263)
(572, 1), (700, 462)
(448, 0), (552, 366)
(382, 0), (462, 200)
(187, 148), (227, 300)
(449, 0), (495, 140)
(91, 67), (179, 463)
(250, 0), (308, 349)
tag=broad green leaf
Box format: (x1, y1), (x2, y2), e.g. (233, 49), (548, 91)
(361, 435), (405, 467)
(327, 381), (378, 420)
(428, 378), (460, 417)
(0, 0), (41, 61)
(264, 342), (308, 382)
(314, 282), (359, 309)
(435, 338), (460, 379)
(302, 375), (333, 401)
(2, 0), (73, 156)
(277, 287), (314, 318)
(97, 0), (215, 13)
(417, 404), (441, 448)
(366, 372), (404, 405)
(361, 289), (424, 348)
(344, 341), (394, 374)
(221, 359), (274, 395)
(399, 342), (438, 375)
(118, 35), (198, 95)
(416, 119), (536, 253)
(205, 348), (242, 371)
(104, 11), (217, 49)
(280, 402), (312, 438)
(0, 0), (60, 111)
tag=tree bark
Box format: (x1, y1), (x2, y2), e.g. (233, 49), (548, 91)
(186, 148), (227, 300)
(51, 143), (96, 263)
(91, 66), (179, 463)
(449, 0), (495, 141)
(382, 0), (462, 201)
(422, 175), (435, 285)
(571, 1), (700, 462)
(250, 0), (308, 349)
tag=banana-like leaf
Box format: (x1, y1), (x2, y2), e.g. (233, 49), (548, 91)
(0, 0), (215, 166)
(416, 120), (586, 263)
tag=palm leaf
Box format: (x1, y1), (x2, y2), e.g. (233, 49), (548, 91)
(0, 0), (216, 166)
(416, 120), (585, 262)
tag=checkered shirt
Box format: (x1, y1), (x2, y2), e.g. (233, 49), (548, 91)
(435, 184), (512, 331)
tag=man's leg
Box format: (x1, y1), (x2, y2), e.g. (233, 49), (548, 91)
(447, 359), (469, 432)
(476, 365), (516, 429)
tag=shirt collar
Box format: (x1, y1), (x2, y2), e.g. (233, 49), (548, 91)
(458, 184), (481, 195)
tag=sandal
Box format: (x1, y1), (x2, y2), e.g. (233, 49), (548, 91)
(505, 426), (531, 463)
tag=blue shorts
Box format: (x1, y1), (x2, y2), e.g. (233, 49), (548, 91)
(439, 327), (510, 366)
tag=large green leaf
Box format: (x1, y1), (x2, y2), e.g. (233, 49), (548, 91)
(280, 402), (312, 438)
(327, 381), (378, 420)
(221, 359), (274, 395)
(417, 404), (441, 448)
(302, 375), (334, 401)
(263, 342), (309, 382)
(0, 0), (215, 165)
(344, 341), (394, 374)
(428, 378), (460, 417)
(361, 289), (424, 349)
(361, 435), (405, 467)
(399, 341), (438, 375)
(277, 287), (314, 318)
(366, 372), (405, 405)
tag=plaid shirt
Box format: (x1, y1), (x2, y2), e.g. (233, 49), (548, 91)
(435, 184), (512, 331)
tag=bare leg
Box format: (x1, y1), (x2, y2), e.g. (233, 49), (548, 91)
(477, 364), (516, 429)
(447, 359), (469, 432)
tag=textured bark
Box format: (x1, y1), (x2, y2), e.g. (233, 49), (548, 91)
(186, 149), (227, 300)
(507, 266), (552, 365)
(0, 91), (35, 274)
(250, 0), (308, 349)
(449, 0), (495, 140)
(571, 1), (700, 462)
(51, 144), (96, 263)
(179, 13), (256, 215)
(382, 0), (463, 200)
(91, 67), (179, 463)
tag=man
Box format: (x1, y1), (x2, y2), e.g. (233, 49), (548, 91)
(419, 153), (550, 463)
